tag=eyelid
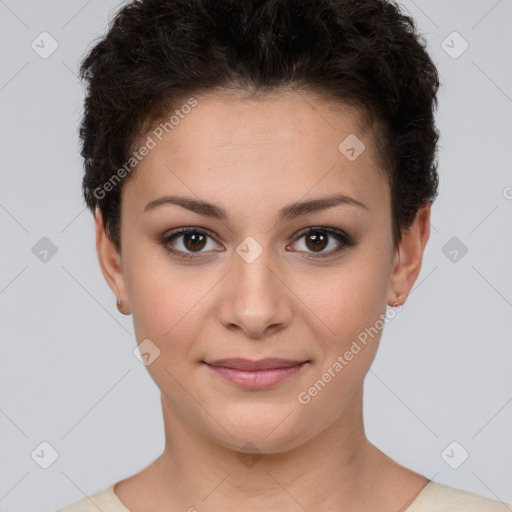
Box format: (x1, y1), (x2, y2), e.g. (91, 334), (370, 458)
(286, 226), (355, 258)
(161, 226), (222, 259)
(291, 226), (353, 244)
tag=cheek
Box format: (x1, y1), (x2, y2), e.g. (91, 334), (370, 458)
(295, 268), (390, 415)
(295, 257), (391, 346)
(123, 247), (217, 350)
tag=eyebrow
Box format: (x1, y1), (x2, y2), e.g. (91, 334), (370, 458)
(144, 193), (368, 221)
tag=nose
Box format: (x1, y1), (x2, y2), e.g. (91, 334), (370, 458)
(216, 243), (294, 339)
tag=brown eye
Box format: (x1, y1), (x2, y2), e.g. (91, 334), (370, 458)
(289, 227), (355, 258)
(182, 232), (207, 251)
(304, 231), (329, 252)
(162, 227), (220, 259)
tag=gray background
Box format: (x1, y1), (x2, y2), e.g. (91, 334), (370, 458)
(0, 1), (511, 511)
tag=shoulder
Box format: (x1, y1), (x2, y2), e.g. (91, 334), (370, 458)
(55, 482), (128, 512)
(407, 481), (512, 512)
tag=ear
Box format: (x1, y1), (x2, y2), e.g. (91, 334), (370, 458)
(94, 208), (130, 315)
(387, 203), (431, 307)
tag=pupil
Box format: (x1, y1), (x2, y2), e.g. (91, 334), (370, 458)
(185, 233), (205, 251)
(307, 232), (327, 251)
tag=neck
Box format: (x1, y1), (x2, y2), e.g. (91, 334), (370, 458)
(116, 386), (428, 511)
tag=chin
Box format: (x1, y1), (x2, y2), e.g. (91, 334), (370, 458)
(204, 405), (314, 455)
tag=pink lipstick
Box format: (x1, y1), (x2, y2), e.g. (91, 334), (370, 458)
(204, 358), (308, 390)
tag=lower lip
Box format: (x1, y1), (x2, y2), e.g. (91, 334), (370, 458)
(205, 363), (306, 390)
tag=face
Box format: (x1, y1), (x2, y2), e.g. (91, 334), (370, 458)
(96, 89), (429, 454)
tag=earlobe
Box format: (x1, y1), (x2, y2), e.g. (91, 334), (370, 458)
(387, 204), (431, 307)
(94, 209), (131, 315)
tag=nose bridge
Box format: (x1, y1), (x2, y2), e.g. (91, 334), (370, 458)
(218, 236), (292, 337)
(235, 239), (277, 299)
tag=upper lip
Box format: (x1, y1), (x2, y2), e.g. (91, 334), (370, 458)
(204, 358), (308, 371)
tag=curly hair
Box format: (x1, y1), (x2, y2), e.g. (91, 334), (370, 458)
(78, 0), (440, 252)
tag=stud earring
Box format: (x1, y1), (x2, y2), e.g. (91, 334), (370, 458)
(395, 292), (407, 307)
(116, 296), (131, 315)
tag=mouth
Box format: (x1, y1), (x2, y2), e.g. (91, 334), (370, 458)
(202, 358), (309, 390)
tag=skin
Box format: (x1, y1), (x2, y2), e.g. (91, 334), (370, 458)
(95, 89), (431, 512)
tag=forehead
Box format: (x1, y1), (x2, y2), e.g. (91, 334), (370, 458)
(124, 89), (389, 217)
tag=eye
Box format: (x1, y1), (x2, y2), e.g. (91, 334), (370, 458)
(161, 227), (221, 259)
(161, 226), (356, 261)
(288, 227), (355, 258)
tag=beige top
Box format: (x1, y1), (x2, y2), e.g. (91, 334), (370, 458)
(55, 480), (511, 511)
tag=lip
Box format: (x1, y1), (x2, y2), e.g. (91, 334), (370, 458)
(205, 358), (307, 371)
(203, 358), (309, 390)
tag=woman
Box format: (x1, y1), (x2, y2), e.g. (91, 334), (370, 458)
(57, 0), (510, 510)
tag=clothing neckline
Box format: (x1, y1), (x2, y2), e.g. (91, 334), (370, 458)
(402, 479), (433, 511)
(110, 482), (131, 512)
(108, 479), (436, 511)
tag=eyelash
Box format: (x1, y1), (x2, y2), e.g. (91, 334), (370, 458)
(161, 226), (356, 261)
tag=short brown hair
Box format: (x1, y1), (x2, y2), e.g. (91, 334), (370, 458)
(78, 0), (440, 251)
